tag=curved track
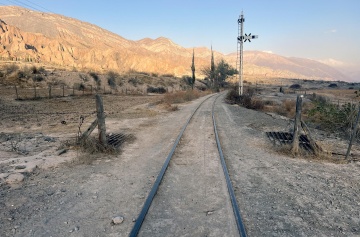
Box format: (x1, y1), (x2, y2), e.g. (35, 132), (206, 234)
(129, 93), (247, 237)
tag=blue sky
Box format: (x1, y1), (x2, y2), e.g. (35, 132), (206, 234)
(1, 0), (359, 68)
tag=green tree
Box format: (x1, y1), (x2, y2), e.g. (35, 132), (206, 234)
(201, 58), (237, 89)
(216, 59), (237, 87)
(210, 46), (216, 88)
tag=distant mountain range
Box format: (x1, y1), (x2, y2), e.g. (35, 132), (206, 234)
(0, 6), (351, 82)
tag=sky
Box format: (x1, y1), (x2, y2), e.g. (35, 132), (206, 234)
(0, 0), (359, 69)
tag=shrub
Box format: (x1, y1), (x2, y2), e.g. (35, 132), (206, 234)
(4, 64), (19, 75)
(32, 75), (44, 82)
(90, 72), (101, 86)
(307, 97), (357, 135)
(79, 74), (89, 82)
(128, 77), (142, 87)
(328, 83), (338, 88)
(162, 90), (205, 104)
(107, 71), (119, 89)
(289, 84), (301, 89)
(147, 86), (167, 94)
(17, 70), (27, 79)
(78, 83), (85, 91)
(226, 87), (264, 110)
(225, 89), (241, 104)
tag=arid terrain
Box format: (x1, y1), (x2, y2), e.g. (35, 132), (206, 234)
(0, 77), (359, 236)
(0, 4), (359, 236)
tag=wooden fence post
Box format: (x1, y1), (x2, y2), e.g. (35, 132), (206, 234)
(34, 85), (37, 99)
(95, 94), (107, 146)
(15, 86), (18, 100)
(78, 118), (98, 143)
(62, 85), (65, 97)
(291, 95), (303, 155)
(301, 120), (321, 156)
(345, 106), (360, 159)
(48, 85), (52, 99)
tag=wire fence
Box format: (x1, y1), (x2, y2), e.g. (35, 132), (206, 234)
(12, 85), (153, 100)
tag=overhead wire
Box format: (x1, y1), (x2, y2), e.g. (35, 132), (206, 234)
(3, 0), (53, 13)
(8, 0), (44, 12)
(23, 0), (53, 13)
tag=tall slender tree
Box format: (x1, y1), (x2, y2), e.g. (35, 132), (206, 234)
(191, 49), (196, 90)
(210, 46), (215, 87)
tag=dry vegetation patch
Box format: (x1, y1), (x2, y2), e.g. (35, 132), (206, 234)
(226, 80), (360, 162)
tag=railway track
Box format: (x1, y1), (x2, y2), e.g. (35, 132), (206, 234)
(129, 93), (247, 237)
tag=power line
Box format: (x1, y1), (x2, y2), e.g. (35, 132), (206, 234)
(10, 0), (43, 12)
(3, 0), (53, 13)
(23, 0), (53, 13)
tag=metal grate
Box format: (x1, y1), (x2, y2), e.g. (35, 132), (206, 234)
(107, 133), (127, 148)
(266, 132), (313, 152)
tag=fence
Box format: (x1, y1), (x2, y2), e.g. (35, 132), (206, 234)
(12, 85), (161, 100)
(11, 84), (185, 100)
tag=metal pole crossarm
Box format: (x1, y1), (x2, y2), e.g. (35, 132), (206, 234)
(237, 12), (258, 96)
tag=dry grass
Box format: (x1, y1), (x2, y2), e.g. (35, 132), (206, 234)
(161, 103), (178, 112)
(162, 90), (210, 104)
(273, 143), (348, 164)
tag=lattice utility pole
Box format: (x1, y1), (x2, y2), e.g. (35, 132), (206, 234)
(237, 11), (258, 95)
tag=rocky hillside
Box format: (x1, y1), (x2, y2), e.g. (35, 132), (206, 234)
(0, 6), (349, 81)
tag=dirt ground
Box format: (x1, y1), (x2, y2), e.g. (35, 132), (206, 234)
(0, 86), (359, 236)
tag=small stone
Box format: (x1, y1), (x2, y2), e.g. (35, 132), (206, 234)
(112, 216), (124, 225)
(132, 218), (136, 222)
(206, 211), (213, 216)
(57, 149), (68, 156)
(6, 173), (25, 184)
(15, 165), (26, 170)
(44, 136), (55, 142)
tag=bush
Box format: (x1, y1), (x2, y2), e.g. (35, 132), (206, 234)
(4, 64), (19, 75)
(147, 86), (167, 94)
(128, 77), (142, 87)
(328, 83), (338, 88)
(32, 75), (44, 82)
(107, 71), (119, 89)
(225, 89), (241, 104)
(162, 90), (206, 104)
(30, 65), (45, 74)
(90, 72), (101, 86)
(307, 97), (357, 135)
(289, 84), (301, 89)
(226, 87), (264, 110)
(79, 74), (89, 82)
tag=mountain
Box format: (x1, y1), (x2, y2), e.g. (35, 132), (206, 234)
(0, 6), (350, 81)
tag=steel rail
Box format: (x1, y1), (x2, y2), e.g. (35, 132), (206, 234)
(129, 94), (216, 237)
(212, 94), (248, 237)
